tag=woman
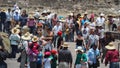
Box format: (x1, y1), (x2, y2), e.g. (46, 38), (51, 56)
(28, 36), (39, 68)
(75, 32), (86, 49)
(27, 15), (36, 34)
(9, 28), (20, 58)
(20, 32), (31, 68)
(74, 46), (87, 68)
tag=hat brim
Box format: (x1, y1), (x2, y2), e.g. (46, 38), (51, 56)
(11, 28), (20, 34)
(105, 45), (115, 50)
(32, 38), (38, 42)
(21, 36), (31, 40)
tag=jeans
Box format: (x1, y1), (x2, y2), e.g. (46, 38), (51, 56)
(110, 62), (119, 68)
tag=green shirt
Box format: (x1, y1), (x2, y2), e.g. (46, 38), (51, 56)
(75, 53), (87, 65)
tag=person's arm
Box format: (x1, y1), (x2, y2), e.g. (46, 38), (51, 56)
(82, 37), (86, 48)
(105, 51), (109, 66)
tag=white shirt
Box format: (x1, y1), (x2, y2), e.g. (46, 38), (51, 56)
(81, 27), (89, 39)
(99, 29), (104, 39)
(53, 25), (62, 36)
(96, 17), (105, 26)
(44, 58), (52, 68)
(89, 22), (96, 28)
(89, 34), (99, 46)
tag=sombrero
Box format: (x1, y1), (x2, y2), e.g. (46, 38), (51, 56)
(62, 43), (69, 47)
(105, 42), (115, 50)
(11, 28), (20, 34)
(32, 36), (39, 42)
(29, 15), (34, 19)
(21, 33), (31, 40)
(22, 26), (29, 30)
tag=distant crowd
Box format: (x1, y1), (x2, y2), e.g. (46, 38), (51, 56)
(0, 4), (119, 68)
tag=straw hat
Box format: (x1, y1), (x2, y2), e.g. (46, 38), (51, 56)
(62, 43), (69, 47)
(29, 15), (34, 19)
(39, 16), (46, 20)
(21, 33), (31, 40)
(11, 28), (20, 34)
(75, 46), (84, 52)
(32, 36), (39, 42)
(105, 42), (115, 50)
(15, 25), (21, 29)
(22, 26), (29, 30)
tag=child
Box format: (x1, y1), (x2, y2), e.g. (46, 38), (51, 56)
(37, 46), (43, 68)
(51, 50), (57, 68)
(57, 31), (63, 51)
(43, 51), (52, 68)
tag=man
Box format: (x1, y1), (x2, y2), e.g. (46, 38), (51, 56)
(87, 44), (100, 68)
(0, 9), (7, 32)
(96, 13), (105, 28)
(52, 21), (62, 47)
(58, 43), (73, 68)
(105, 42), (119, 68)
(5, 8), (12, 33)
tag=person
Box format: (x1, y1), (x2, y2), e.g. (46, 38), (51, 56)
(58, 43), (73, 68)
(9, 28), (20, 58)
(27, 36), (39, 68)
(5, 8), (12, 34)
(88, 28), (99, 49)
(57, 31), (63, 50)
(0, 9), (7, 32)
(107, 14), (114, 31)
(75, 32), (86, 49)
(43, 51), (52, 68)
(0, 46), (8, 68)
(51, 49), (58, 68)
(37, 46), (43, 68)
(52, 21), (62, 47)
(87, 44), (100, 68)
(105, 42), (119, 68)
(27, 15), (36, 34)
(74, 46), (88, 68)
(96, 13), (105, 28)
(20, 32), (31, 68)
(19, 10), (28, 27)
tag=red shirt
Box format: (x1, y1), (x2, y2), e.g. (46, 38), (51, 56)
(105, 49), (119, 64)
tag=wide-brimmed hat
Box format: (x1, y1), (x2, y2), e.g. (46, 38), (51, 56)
(105, 42), (115, 50)
(29, 15), (34, 19)
(11, 28), (20, 34)
(62, 43), (69, 47)
(21, 33), (31, 40)
(22, 26), (29, 30)
(75, 46), (84, 52)
(32, 36), (39, 42)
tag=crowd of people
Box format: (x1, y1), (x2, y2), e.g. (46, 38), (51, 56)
(0, 4), (120, 68)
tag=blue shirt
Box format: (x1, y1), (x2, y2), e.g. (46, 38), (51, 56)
(81, 19), (89, 26)
(9, 34), (20, 45)
(87, 48), (100, 64)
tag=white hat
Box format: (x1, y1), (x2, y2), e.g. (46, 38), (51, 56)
(100, 13), (104, 16)
(105, 42), (115, 50)
(75, 46), (84, 52)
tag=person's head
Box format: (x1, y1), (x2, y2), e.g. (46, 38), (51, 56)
(75, 46), (84, 54)
(77, 32), (82, 37)
(90, 29), (95, 34)
(100, 13), (104, 18)
(77, 13), (81, 18)
(44, 51), (51, 58)
(8, 8), (11, 12)
(92, 44), (97, 50)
